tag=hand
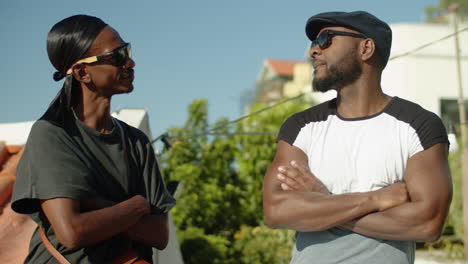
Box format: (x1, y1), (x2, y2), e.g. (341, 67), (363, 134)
(372, 182), (409, 212)
(130, 195), (151, 216)
(276, 160), (330, 194)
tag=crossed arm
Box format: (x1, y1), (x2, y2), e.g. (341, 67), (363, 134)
(41, 195), (169, 250)
(263, 140), (452, 242)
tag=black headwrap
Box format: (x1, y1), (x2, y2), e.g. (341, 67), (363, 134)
(40, 15), (107, 125)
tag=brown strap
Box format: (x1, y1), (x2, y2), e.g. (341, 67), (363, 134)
(39, 226), (71, 264)
(110, 248), (143, 264)
(39, 226), (147, 264)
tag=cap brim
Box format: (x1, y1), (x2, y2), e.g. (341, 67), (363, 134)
(305, 17), (357, 41)
(305, 18), (337, 40)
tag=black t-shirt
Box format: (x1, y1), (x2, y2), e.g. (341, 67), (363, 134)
(12, 115), (175, 264)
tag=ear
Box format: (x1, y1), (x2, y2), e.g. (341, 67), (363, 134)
(360, 39), (376, 62)
(71, 64), (92, 84)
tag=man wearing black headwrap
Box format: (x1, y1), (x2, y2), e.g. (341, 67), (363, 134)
(12, 15), (175, 264)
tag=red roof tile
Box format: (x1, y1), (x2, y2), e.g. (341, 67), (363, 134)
(2, 148), (23, 176)
(0, 173), (15, 208)
(0, 141), (9, 166)
(0, 200), (36, 263)
(0, 142), (22, 205)
(0, 143), (35, 264)
(266, 59), (306, 77)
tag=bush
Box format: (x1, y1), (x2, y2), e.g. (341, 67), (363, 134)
(178, 227), (231, 264)
(426, 147), (465, 259)
(232, 224), (296, 264)
(445, 150), (463, 239)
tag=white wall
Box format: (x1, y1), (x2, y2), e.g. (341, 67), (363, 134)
(382, 22), (468, 116)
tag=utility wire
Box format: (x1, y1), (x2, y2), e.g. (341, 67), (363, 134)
(152, 25), (468, 145)
(201, 93), (304, 133)
(389, 25), (468, 61)
(151, 93), (305, 144)
(152, 133), (168, 144)
(205, 132), (277, 136)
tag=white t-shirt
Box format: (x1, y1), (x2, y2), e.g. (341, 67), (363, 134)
(278, 96), (448, 264)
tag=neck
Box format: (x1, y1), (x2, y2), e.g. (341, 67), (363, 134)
(73, 90), (114, 134)
(335, 74), (390, 119)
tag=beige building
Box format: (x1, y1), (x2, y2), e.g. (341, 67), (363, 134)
(255, 58), (334, 106)
(255, 59), (310, 104)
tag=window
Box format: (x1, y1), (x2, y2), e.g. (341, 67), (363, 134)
(440, 99), (468, 126)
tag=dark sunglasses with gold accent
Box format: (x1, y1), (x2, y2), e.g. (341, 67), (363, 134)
(310, 30), (367, 50)
(66, 43), (131, 74)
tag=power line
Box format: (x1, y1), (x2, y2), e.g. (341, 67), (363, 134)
(389, 25), (468, 61)
(204, 93), (304, 133)
(205, 132), (277, 136)
(151, 93), (305, 144)
(152, 132), (168, 144)
(152, 25), (468, 145)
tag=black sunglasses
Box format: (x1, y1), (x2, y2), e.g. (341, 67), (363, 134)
(66, 43), (132, 74)
(310, 30), (367, 50)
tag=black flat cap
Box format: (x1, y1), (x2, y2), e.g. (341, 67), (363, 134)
(305, 11), (392, 67)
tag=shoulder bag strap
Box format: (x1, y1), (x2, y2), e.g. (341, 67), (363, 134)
(40, 226), (145, 264)
(39, 226), (71, 264)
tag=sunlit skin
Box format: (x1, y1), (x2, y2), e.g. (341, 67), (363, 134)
(69, 26), (135, 134)
(84, 26), (135, 95)
(310, 27), (362, 81)
(310, 26), (392, 118)
(311, 29), (362, 93)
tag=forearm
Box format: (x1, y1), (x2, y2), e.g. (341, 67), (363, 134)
(126, 213), (169, 249)
(80, 196), (114, 211)
(81, 196), (169, 248)
(265, 190), (380, 232)
(264, 141), (407, 233)
(55, 196), (148, 250)
(341, 200), (446, 242)
(343, 145), (452, 243)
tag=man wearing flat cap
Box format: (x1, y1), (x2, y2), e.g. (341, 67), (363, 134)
(263, 11), (452, 264)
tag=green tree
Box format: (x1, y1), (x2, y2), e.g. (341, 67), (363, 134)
(162, 99), (240, 235)
(232, 224), (295, 264)
(161, 97), (311, 263)
(425, 0), (468, 22)
(234, 100), (311, 226)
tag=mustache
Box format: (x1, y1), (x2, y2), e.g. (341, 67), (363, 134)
(311, 59), (326, 68)
(120, 68), (134, 79)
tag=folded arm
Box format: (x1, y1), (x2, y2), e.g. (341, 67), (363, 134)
(125, 214), (168, 249)
(276, 142), (452, 242)
(79, 196), (169, 249)
(263, 140), (408, 232)
(41, 195), (150, 250)
(340, 143), (452, 242)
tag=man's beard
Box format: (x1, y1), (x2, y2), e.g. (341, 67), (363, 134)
(312, 51), (363, 93)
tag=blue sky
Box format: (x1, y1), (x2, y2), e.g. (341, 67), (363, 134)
(2, 0), (438, 144)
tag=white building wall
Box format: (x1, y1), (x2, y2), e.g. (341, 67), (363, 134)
(382, 22), (468, 116)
